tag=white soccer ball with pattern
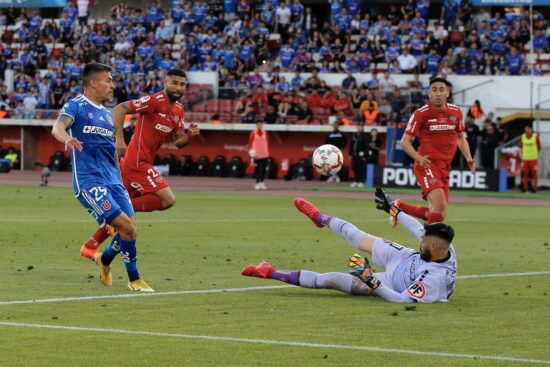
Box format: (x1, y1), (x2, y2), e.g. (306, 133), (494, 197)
(312, 144), (344, 176)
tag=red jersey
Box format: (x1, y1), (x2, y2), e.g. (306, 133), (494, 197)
(124, 91), (185, 167)
(405, 102), (465, 162)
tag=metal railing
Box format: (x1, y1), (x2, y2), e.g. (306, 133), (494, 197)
(453, 79), (495, 108)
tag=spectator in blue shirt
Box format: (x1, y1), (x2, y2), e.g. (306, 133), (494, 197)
(291, 71), (305, 87)
(330, 0), (342, 24)
(491, 37), (508, 56)
(224, 0), (236, 20)
(416, 0), (430, 20)
(424, 48), (441, 75)
(505, 47), (523, 75)
(280, 43), (296, 70)
(262, 2), (276, 29)
(533, 29), (548, 53)
(193, 0), (208, 24)
(441, 0), (458, 27)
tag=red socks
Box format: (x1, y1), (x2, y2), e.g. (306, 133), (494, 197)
(427, 212), (445, 223)
(84, 226), (111, 249)
(396, 201), (445, 223)
(397, 202), (429, 220)
(132, 194), (164, 212)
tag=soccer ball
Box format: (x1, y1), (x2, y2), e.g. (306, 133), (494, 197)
(312, 144), (344, 176)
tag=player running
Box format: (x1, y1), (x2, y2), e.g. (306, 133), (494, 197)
(52, 63), (153, 292)
(242, 189), (457, 303)
(80, 69), (200, 260)
(398, 76), (475, 224)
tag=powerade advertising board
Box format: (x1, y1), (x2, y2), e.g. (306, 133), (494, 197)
(366, 165), (508, 192)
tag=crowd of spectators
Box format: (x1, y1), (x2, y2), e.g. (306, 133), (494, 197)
(0, 0), (549, 125)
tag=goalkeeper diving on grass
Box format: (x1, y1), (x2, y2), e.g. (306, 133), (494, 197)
(242, 188), (457, 303)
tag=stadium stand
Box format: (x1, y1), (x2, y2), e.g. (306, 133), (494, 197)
(1, 1), (549, 127)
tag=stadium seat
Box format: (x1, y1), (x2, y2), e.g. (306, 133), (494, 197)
(228, 156), (245, 178)
(209, 155), (227, 177)
(179, 155), (193, 176)
(193, 155), (209, 176)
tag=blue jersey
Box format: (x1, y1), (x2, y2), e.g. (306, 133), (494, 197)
(59, 96), (122, 195)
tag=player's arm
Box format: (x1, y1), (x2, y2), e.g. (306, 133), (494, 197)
(457, 132), (475, 172)
(52, 110), (82, 151)
(401, 133), (430, 169)
(174, 123), (200, 149)
(113, 101), (132, 158)
(375, 187), (423, 241)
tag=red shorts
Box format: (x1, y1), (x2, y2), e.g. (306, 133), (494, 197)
(121, 162), (169, 199)
(522, 160), (538, 175)
(413, 160), (450, 201)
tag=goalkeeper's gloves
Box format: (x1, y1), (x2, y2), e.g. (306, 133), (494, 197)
(375, 187), (401, 218)
(347, 254), (381, 290)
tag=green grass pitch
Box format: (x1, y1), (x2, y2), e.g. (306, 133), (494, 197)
(0, 185), (549, 366)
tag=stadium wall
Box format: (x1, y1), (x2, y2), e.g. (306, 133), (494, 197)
(0, 121), (386, 172)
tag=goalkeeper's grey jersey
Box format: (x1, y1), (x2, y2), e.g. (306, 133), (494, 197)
(376, 243), (457, 303)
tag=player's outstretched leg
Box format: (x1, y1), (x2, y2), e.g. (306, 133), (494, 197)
(242, 262), (362, 295)
(294, 197), (367, 250)
(294, 197), (334, 227)
(80, 224), (115, 260)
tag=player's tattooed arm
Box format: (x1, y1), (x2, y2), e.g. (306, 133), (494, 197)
(113, 101), (132, 158)
(174, 123), (200, 148)
(51, 115), (83, 152)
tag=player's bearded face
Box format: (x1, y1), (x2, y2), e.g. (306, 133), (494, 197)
(428, 82), (449, 108)
(165, 76), (186, 102)
(420, 239), (432, 261)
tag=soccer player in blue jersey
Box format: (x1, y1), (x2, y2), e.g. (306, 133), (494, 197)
(243, 189), (457, 303)
(51, 63), (154, 292)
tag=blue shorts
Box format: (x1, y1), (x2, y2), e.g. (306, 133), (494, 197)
(77, 183), (135, 225)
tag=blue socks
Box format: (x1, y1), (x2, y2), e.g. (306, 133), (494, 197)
(100, 233), (140, 282)
(101, 233), (120, 266)
(120, 238), (140, 282)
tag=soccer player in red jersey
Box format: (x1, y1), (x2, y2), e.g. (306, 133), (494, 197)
(80, 69), (200, 259)
(397, 77), (475, 224)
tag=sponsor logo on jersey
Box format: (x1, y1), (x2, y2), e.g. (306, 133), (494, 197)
(429, 124), (455, 131)
(155, 123), (173, 133)
(407, 281), (426, 300)
(130, 182), (145, 192)
(82, 125), (114, 137)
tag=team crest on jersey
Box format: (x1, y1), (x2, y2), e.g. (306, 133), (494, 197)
(106, 114), (114, 126)
(88, 112), (93, 119)
(101, 199), (112, 211)
(407, 281), (426, 300)
(449, 115), (457, 122)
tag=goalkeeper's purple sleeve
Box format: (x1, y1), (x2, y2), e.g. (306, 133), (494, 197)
(374, 285), (415, 303)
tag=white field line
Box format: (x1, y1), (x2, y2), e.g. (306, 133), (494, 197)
(0, 218), (544, 226)
(0, 322), (548, 365)
(1, 270), (549, 306)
